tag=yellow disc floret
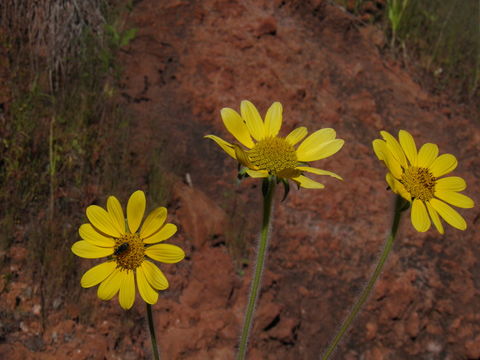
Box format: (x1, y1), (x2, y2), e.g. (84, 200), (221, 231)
(248, 137), (297, 175)
(400, 166), (436, 201)
(114, 233), (145, 270)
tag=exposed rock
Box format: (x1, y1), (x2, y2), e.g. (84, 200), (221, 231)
(173, 182), (228, 249)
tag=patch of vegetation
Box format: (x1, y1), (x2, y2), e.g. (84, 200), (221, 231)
(334, 0), (480, 102)
(0, 0), (144, 317)
(395, 0), (480, 99)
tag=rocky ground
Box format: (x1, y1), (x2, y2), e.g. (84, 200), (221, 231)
(1, 0), (479, 359)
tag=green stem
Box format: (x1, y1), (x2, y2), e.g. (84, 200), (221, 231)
(236, 178), (276, 360)
(146, 303), (160, 360)
(321, 195), (407, 360)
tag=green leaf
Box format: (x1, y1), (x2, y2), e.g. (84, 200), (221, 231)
(120, 28), (138, 47)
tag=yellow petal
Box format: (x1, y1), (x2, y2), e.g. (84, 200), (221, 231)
(374, 139), (404, 179)
(240, 100), (265, 141)
(296, 166), (343, 180)
(430, 154), (457, 177)
(264, 102), (282, 138)
(385, 172), (395, 189)
(204, 135), (236, 159)
(382, 147), (403, 179)
(411, 199), (431, 232)
(127, 190), (146, 234)
(81, 261), (117, 288)
(292, 175), (325, 189)
(380, 131), (407, 168)
(107, 196), (126, 235)
(79, 224), (115, 247)
(142, 260), (169, 290)
(144, 223), (177, 244)
(118, 270), (135, 310)
(233, 144), (254, 168)
(430, 198), (467, 230)
(296, 139), (344, 162)
(386, 173), (411, 201)
(435, 190), (474, 208)
(146, 244), (185, 263)
(140, 207), (167, 239)
(136, 266), (159, 304)
(426, 201), (444, 234)
(435, 176), (466, 191)
(296, 128), (336, 158)
(97, 268), (122, 300)
(399, 130), (417, 166)
(86, 205), (122, 238)
(245, 169), (269, 178)
(285, 127), (308, 145)
(220, 108), (254, 148)
(372, 139), (386, 161)
(417, 143), (438, 168)
(71, 240), (113, 258)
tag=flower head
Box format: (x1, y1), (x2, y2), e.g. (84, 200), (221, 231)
(205, 100), (344, 189)
(373, 130), (474, 234)
(72, 190), (185, 310)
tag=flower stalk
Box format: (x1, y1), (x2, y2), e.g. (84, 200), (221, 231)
(236, 177), (276, 360)
(321, 195), (408, 360)
(147, 303), (160, 360)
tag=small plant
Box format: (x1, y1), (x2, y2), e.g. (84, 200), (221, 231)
(387, 0), (409, 48)
(100, 23), (138, 73)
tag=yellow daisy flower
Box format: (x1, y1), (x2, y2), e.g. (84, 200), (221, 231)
(71, 190), (185, 310)
(205, 100), (344, 189)
(373, 130), (474, 234)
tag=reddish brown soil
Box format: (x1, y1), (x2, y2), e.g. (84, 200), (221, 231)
(1, 0), (480, 359)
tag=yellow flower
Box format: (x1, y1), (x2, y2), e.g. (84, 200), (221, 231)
(71, 190), (185, 310)
(205, 100), (344, 189)
(373, 130), (474, 234)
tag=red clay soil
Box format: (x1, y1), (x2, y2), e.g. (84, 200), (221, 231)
(1, 0), (480, 359)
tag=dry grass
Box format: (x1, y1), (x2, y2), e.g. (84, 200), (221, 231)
(1, 0), (105, 91)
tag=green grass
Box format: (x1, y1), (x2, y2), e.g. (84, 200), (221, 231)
(387, 0), (410, 48)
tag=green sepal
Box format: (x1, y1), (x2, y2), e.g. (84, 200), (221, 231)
(237, 165), (249, 181)
(280, 179), (290, 202)
(395, 194), (411, 213)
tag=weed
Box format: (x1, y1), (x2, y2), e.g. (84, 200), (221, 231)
(387, 0), (409, 48)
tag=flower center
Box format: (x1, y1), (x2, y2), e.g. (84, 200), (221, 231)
(400, 166), (436, 201)
(249, 137), (297, 175)
(114, 233), (145, 270)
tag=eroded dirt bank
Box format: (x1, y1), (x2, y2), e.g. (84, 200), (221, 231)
(1, 0), (479, 359)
